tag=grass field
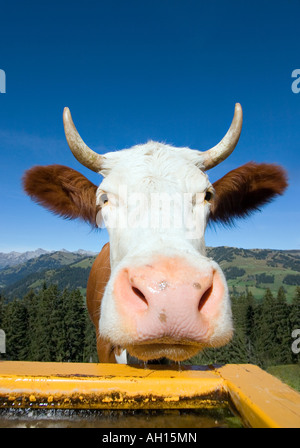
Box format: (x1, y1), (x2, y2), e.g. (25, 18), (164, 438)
(217, 253), (299, 301)
(266, 365), (300, 392)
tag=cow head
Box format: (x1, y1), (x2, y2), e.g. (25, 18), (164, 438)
(23, 104), (288, 362)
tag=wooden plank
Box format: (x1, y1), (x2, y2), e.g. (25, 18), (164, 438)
(217, 364), (300, 428)
(0, 361), (300, 428)
(0, 361), (224, 410)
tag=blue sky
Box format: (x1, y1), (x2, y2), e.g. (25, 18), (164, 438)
(0, 0), (299, 253)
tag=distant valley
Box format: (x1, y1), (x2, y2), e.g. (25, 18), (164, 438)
(0, 246), (299, 301)
(0, 248), (97, 269)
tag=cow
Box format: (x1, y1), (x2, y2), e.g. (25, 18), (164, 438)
(23, 104), (288, 364)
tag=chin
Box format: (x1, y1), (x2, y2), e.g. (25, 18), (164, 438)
(125, 341), (203, 362)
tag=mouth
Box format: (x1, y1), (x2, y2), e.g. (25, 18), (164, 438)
(125, 339), (203, 362)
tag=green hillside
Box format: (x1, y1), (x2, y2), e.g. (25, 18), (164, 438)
(1, 256), (96, 300)
(207, 247), (300, 301)
(1, 246), (299, 301)
(0, 251), (90, 288)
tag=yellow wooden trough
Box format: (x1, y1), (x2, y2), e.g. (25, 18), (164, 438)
(0, 361), (300, 428)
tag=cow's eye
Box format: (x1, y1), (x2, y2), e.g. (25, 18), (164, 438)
(204, 190), (213, 202)
(99, 193), (109, 206)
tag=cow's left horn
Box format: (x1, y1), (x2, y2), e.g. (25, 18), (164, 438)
(200, 103), (243, 170)
(63, 107), (103, 172)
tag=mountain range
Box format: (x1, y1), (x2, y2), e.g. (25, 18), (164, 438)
(0, 246), (299, 301)
(0, 248), (97, 269)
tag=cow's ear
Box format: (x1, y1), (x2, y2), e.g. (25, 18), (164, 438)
(23, 165), (98, 226)
(209, 162), (288, 225)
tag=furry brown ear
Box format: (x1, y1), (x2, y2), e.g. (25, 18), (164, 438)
(23, 165), (98, 226)
(210, 162), (288, 225)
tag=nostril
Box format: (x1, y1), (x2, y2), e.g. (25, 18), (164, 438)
(132, 286), (148, 306)
(198, 285), (213, 312)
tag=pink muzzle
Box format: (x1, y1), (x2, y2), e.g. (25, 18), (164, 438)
(113, 256), (226, 346)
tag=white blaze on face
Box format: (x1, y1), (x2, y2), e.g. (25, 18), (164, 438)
(96, 142), (213, 267)
(95, 141), (232, 361)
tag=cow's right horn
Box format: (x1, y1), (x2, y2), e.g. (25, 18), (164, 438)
(63, 107), (103, 173)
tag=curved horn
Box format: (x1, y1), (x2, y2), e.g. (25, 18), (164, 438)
(63, 107), (103, 173)
(200, 103), (243, 170)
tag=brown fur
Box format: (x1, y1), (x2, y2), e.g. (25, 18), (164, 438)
(23, 165), (98, 225)
(86, 243), (117, 362)
(210, 162), (288, 224)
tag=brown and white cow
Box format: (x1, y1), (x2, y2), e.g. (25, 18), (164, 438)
(23, 104), (288, 364)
